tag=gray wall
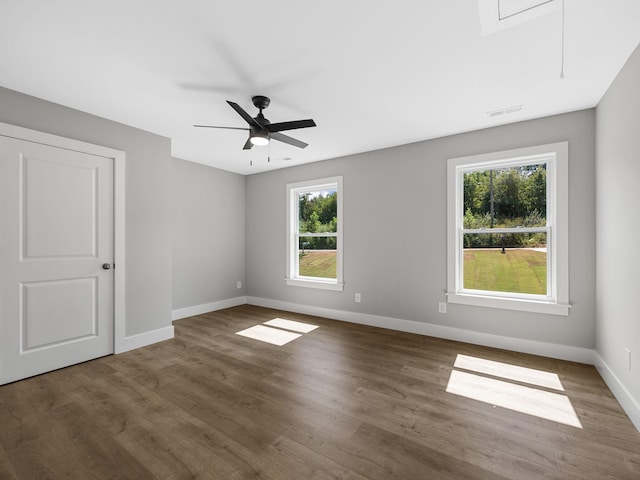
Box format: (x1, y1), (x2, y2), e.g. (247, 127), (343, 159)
(596, 45), (640, 406)
(247, 109), (596, 349)
(171, 158), (246, 309)
(0, 87), (172, 337)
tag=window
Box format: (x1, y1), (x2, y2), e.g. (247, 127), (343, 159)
(286, 177), (343, 291)
(447, 143), (569, 315)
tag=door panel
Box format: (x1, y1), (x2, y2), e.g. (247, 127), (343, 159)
(21, 277), (97, 351)
(0, 136), (114, 384)
(22, 155), (98, 258)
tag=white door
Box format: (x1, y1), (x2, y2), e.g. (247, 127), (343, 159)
(0, 135), (114, 384)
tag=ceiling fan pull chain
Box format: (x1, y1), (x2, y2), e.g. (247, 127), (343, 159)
(560, 0), (565, 79)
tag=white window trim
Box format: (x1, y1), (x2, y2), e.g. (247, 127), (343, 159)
(286, 176), (344, 291)
(446, 142), (570, 316)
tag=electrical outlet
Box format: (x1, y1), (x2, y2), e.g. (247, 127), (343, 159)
(355, 293), (361, 303)
(626, 348), (631, 371)
(237, 280), (242, 289)
(438, 302), (447, 314)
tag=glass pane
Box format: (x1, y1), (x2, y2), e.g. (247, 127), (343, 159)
(463, 233), (547, 295)
(298, 236), (336, 279)
(463, 164), (546, 228)
(298, 189), (338, 234)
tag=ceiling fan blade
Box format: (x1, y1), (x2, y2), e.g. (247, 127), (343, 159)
(227, 101), (263, 129)
(266, 119), (316, 133)
(193, 125), (249, 130)
(243, 138), (253, 150)
(271, 132), (308, 149)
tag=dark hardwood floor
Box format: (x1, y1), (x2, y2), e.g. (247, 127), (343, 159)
(1, 304), (639, 479)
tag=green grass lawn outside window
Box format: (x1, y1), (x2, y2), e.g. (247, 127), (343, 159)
(463, 248), (546, 295)
(300, 248), (547, 295)
(298, 251), (337, 279)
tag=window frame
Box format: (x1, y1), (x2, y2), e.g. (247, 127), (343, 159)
(447, 142), (570, 316)
(285, 176), (344, 291)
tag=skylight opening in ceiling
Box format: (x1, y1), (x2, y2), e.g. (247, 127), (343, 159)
(498, 0), (554, 20)
(478, 0), (560, 35)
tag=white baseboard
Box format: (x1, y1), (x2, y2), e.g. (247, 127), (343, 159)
(246, 296), (596, 364)
(594, 353), (640, 432)
(122, 325), (174, 352)
(171, 296), (247, 321)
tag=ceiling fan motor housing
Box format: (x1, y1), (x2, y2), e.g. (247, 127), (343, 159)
(252, 95), (271, 110)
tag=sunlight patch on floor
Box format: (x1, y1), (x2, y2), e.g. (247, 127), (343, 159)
(264, 318), (319, 333)
(446, 354), (582, 428)
(454, 354), (564, 391)
(235, 318), (319, 346)
(446, 370), (582, 428)
(236, 325), (301, 346)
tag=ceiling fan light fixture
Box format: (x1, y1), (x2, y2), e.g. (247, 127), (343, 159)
(250, 129), (269, 146)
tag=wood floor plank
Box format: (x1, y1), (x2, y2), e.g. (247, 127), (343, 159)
(49, 402), (155, 479)
(1, 304), (639, 479)
(0, 410), (90, 479)
(0, 442), (18, 480)
(556, 448), (640, 480)
(349, 422), (509, 480)
(115, 423), (200, 480)
(266, 434), (370, 480)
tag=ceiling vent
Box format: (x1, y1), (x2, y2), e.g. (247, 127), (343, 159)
(487, 105), (523, 118)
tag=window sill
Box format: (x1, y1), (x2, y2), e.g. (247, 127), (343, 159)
(446, 292), (570, 316)
(285, 277), (344, 291)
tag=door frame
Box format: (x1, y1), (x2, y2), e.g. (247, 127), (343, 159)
(0, 122), (127, 353)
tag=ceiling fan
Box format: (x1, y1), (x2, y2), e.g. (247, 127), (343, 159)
(194, 95), (316, 150)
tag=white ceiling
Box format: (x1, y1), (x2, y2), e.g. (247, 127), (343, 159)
(1, 0), (639, 175)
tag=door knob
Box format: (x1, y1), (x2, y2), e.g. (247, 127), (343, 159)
(102, 263), (111, 270)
